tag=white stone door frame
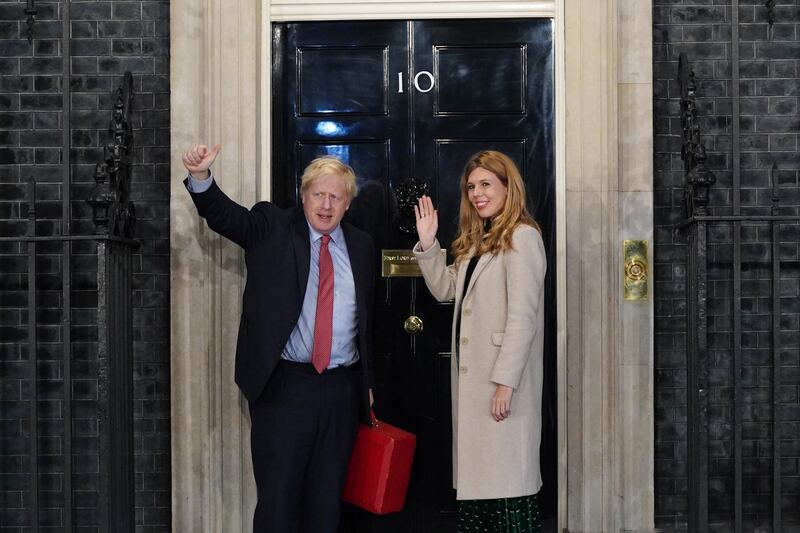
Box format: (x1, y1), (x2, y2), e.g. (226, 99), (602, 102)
(170, 1), (654, 531)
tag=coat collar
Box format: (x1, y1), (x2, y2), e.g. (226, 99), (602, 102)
(342, 221), (368, 308)
(291, 208), (310, 298)
(459, 220), (496, 300)
(462, 250), (495, 300)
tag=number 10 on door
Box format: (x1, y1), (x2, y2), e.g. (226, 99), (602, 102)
(398, 71), (435, 93)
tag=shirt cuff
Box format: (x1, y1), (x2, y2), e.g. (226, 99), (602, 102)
(187, 173), (214, 193)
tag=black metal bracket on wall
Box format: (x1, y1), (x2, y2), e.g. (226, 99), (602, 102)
(89, 71), (137, 239)
(23, 0), (36, 43)
(765, 0), (776, 40)
(677, 51), (713, 533)
(92, 71), (137, 533)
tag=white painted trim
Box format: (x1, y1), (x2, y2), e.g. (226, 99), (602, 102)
(259, 0), (272, 201)
(270, 1), (554, 21)
(554, 2), (567, 530)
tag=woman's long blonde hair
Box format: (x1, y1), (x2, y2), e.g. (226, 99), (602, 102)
(451, 151), (539, 264)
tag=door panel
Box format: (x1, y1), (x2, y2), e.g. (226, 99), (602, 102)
(435, 45), (526, 115)
(272, 19), (556, 533)
(298, 46), (389, 116)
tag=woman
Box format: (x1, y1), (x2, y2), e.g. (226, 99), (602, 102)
(413, 151), (546, 532)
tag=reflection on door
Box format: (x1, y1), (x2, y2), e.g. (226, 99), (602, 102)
(272, 19), (556, 533)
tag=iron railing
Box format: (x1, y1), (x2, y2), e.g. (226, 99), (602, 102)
(680, 30), (799, 532)
(0, 73), (137, 532)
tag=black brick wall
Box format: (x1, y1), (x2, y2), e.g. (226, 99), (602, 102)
(0, 1), (170, 531)
(655, 1), (800, 531)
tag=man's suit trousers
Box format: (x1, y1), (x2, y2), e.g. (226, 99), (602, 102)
(249, 360), (360, 533)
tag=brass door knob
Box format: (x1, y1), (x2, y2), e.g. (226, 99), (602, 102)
(403, 315), (423, 335)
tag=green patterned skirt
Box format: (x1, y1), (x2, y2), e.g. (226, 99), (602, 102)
(457, 493), (541, 533)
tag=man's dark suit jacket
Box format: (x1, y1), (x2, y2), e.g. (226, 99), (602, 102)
(187, 178), (375, 422)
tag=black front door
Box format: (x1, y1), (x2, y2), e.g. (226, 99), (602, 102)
(272, 19), (556, 533)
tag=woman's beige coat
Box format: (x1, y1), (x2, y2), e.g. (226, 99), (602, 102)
(413, 224), (546, 500)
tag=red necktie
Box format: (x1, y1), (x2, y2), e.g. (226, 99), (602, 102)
(311, 234), (334, 373)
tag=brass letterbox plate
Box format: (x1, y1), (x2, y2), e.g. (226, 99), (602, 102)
(623, 239), (649, 301)
(381, 249), (445, 277)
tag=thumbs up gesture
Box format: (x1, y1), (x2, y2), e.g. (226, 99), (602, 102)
(182, 143), (222, 180)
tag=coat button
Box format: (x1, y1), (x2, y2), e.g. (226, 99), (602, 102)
(460, 366), (468, 374)
(463, 308), (471, 316)
(460, 337), (469, 346)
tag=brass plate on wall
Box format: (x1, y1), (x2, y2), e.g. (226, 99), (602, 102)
(623, 240), (649, 301)
(381, 249), (445, 277)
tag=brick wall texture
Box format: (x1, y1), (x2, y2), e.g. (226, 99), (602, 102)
(655, 1), (800, 531)
(0, 1), (170, 531)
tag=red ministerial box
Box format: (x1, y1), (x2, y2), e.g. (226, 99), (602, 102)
(342, 417), (417, 515)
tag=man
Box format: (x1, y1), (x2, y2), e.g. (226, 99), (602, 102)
(182, 144), (374, 533)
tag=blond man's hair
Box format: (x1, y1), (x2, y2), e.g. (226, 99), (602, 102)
(299, 157), (358, 200)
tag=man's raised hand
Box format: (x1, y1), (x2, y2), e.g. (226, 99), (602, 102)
(182, 144), (222, 180)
